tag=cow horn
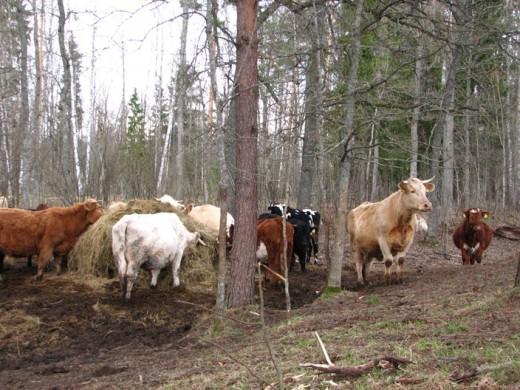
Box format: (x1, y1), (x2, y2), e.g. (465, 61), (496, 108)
(421, 176), (435, 183)
(198, 238), (208, 247)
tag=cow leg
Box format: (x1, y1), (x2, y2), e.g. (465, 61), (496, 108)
(384, 260), (393, 284)
(299, 251), (306, 273)
(461, 250), (470, 265)
(353, 250), (366, 288)
(27, 256), (32, 268)
(35, 246), (53, 281)
(55, 255), (63, 274)
(395, 257), (405, 283)
(289, 253), (296, 272)
(150, 269), (160, 289)
(124, 263), (140, 300)
(172, 252), (183, 288)
(362, 262), (368, 284)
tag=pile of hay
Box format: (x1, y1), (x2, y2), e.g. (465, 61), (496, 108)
(68, 199), (218, 288)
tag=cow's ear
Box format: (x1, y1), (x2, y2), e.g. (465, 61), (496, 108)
(463, 208), (471, 219)
(423, 182), (435, 192)
(184, 204), (193, 214)
(481, 210), (490, 219)
(399, 180), (410, 192)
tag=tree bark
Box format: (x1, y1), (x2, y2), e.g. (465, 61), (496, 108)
(207, 0), (231, 312)
(297, 22), (321, 208)
(174, 1), (190, 200)
(57, 0), (79, 199)
(328, 0), (363, 290)
(226, 0), (259, 308)
(13, 0), (29, 206)
(410, 35), (423, 178)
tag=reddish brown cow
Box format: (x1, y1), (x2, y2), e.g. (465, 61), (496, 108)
(0, 199), (103, 280)
(453, 208), (493, 265)
(256, 217), (294, 284)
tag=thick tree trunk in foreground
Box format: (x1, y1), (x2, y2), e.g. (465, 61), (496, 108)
(226, 0), (259, 308)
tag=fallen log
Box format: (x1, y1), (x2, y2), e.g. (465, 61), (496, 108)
(301, 332), (413, 378)
(494, 225), (520, 241)
(450, 362), (514, 383)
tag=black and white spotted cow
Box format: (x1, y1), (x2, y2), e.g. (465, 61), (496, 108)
(267, 203), (321, 265)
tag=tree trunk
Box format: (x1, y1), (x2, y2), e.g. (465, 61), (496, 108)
(207, 0), (231, 312)
(57, 0), (79, 200)
(174, 1), (190, 200)
(13, 0), (29, 206)
(410, 37), (423, 177)
(463, 76), (471, 205)
(86, 26), (96, 193)
(328, 0), (363, 290)
(226, 0), (259, 308)
(297, 26), (320, 208)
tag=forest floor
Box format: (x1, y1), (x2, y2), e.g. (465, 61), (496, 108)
(1, 233), (519, 389)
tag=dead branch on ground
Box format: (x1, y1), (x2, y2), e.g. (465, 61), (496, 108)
(301, 332), (413, 378)
(450, 362), (514, 383)
(494, 225), (520, 241)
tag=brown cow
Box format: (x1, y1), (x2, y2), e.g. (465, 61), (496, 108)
(0, 199), (103, 280)
(452, 208), (493, 265)
(347, 177), (435, 287)
(26, 203), (50, 268)
(256, 217), (294, 284)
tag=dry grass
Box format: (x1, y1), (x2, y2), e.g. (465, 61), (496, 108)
(68, 199), (218, 288)
(0, 309), (41, 340)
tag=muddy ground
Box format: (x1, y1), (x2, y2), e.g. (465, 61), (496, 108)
(1, 235), (519, 389)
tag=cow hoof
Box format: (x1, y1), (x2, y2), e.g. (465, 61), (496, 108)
(150, 284), (157, 289)
(34, 274), (43, 282)
(355, 281), (366, 289)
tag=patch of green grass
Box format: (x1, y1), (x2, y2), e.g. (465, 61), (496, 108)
(321, 286), (342, 298)
(441, 321), (468, 334)
(370, 320), (399, 330)
(414, 337), (454, 356)
(367, 295), (380, 305)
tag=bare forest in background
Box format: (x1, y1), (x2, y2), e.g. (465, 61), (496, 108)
(1, 0), (519, 223)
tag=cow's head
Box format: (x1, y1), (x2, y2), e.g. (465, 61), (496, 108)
(464, 208), (489, 225)
(84, 199), (103, 223)
(155, 194), (185, 211)
(399, 177), (435, 212)
(268, 203), (286, 216)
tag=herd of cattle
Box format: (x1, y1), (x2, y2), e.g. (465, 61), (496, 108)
(0, 177), (495, 299)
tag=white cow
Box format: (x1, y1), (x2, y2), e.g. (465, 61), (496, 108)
(0, 196), (8, 208)
(185, 204), (235, 239)
(112, 213), (201, 300)
(347, 177), (435, 287)
(107, 201), (127, 213)
(156, 194), (185, 210)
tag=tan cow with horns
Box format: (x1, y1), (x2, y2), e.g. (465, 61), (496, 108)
(347, 177), (435, 287)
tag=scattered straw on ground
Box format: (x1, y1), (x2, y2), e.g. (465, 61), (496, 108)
(0, 310), (41, 340)
(68, 199), (218, 288)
